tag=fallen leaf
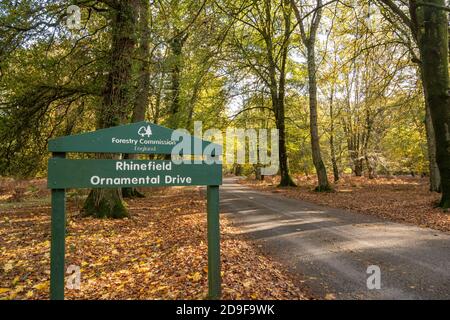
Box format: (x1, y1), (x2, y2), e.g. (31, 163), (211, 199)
(14, 285), (24, 293)
(3, 263), (13, 272)
(190, 272), (202, 282)
(33, 281), (49, 291)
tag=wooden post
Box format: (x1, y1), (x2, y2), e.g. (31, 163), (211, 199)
(50, 152), (66, 300)
(207, 185), (221, 299)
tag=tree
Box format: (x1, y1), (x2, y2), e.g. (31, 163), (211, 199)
(376, 0), (440, 191)
(224, 0), (297, 186)
(122, 0), (151, 198)
(83, 0), (139, 218)
(377, 0), (450, 207)
(326, 53), (340, 182)
(291, 0), (331, 190)
(417, 1), (450, 207)
(0, 0), (111, 176)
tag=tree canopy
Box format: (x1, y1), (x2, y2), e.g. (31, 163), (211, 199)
(1, 0), (449, 212)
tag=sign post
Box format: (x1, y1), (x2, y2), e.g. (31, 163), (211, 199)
(207, 185), (220, 299)
(47, 122), (222, 300)
(50, 152), (66, 300)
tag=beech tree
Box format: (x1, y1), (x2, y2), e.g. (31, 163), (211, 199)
(224, 0), (297, 186)
(377, 0), (450, 207)
(83, 0), (139, 218)
(291, 0), (330, 190)
(418, 1), (450, 208)
(121, 0), (151, 199)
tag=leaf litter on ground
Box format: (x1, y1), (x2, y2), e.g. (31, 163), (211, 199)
(241, 175), (449, 232)
(0, 180), (309, 300)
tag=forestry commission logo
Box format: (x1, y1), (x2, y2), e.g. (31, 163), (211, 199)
(138, 125), (153, 138)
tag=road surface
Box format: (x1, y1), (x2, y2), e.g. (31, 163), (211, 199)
(220, 177), (450, 300)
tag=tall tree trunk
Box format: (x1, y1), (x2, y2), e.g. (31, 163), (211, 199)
(353, 156), (363, 177)
(365, 155), (375, 179)
(133, 0), (150, 125)
(413, 2), (441, 192)
(270, 79), (295, 186)
(329, 95), (339, 182)
(276, 97), (296, 186)
(292, 0), (330, 191)
(307, 48), (330, 190)
(378, 0), (447, 203)
(167, 31), (187, 129)
(363, 112), (375, 179)
(415, 42), (441, 191)
(262, 0), (295, 187)
(330, 135), (339, 182)
(423, 81), (442, 191)
(417, 1), (450, 208)
(83, 0), (138, 218)
(330, 129), (339, 182)
(151, 72), (164, 124)
(425, 102), (441, 191)
(122, 0), (150, 198)
(277, 1), (296, 187)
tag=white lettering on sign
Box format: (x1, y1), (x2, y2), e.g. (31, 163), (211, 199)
(134, 146), (157, 152)
(90, 176), (161, 185)
(139, 138), (176, 146)
(115, 161), (172, 171)
(111, 137), (176, 147)
(165, 175), (192, 184)
(89, 175), (193, 186)
(111, 137), (138, 145)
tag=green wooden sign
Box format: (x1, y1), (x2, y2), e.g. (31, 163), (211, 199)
(48, 121), (220, 155)
(48, 159), (222, 189)
(48, 122), (222, 301)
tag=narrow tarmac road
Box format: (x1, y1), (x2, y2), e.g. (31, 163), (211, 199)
(220, 177), (450, 300)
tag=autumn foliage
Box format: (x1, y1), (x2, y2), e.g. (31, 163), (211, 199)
(0, 179), (308, 300)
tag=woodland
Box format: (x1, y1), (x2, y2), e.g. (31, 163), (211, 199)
(0, 0), (450, 217)
(1, 0), (450, 302)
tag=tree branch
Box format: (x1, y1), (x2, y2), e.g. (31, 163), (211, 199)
(377, 0), (413, 29)
(416, 1), (450, 12)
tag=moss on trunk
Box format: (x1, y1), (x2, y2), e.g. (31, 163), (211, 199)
(279, 173), (297, 187)
(83, 189), (128, 219)
(122, 187), (145, 199)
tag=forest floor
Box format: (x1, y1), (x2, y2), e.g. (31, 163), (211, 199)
(0, 178), (309, 300)
(241, 175), (449, 233)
